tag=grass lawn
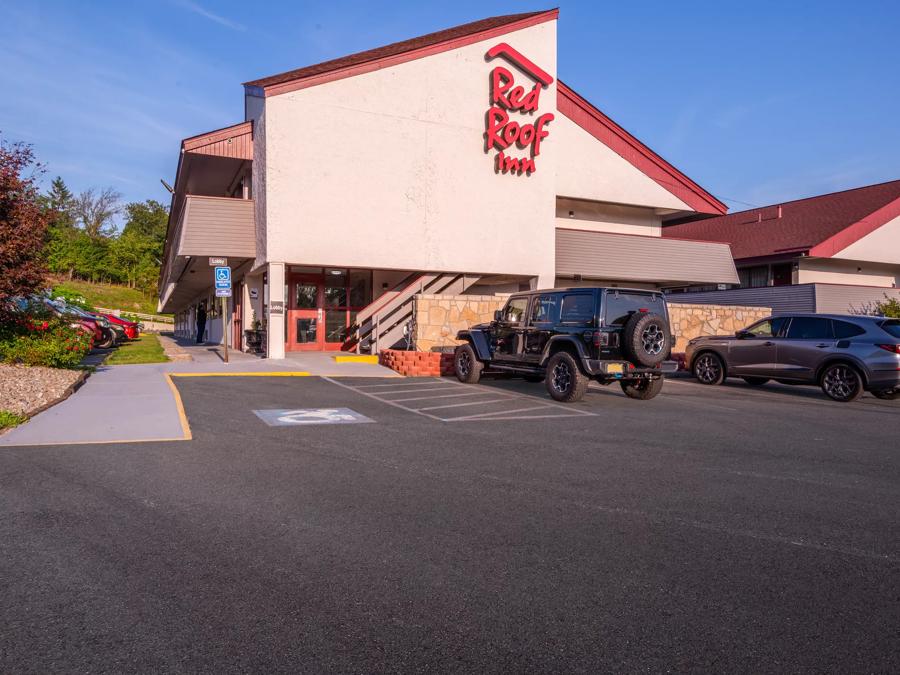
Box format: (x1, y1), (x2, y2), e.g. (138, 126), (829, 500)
(51, 279), (167, 316)
(105, 334), (170, 365)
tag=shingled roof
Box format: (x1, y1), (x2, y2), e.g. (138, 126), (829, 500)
(663, 180), (900, 260)
(244, 10), (557, 95)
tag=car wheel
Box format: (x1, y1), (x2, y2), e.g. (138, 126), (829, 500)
(545, 352), (589, 402)
(871, 387), (899, 400)
(523, 374), (544, 383)
(820, 363), (863, 402)
(742, 377), (769, 386)
(95, 328), (115, 349)
(454, 343), (483, 384)
(620, 377), (664, 400)
(692, 352), (725, 385)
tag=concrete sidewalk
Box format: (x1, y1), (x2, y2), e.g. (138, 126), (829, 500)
(0, 351), (399, 447)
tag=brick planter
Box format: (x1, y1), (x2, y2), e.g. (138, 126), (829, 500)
(380, 349), (455, 377)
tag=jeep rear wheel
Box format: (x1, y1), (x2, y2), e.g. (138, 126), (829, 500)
(545, 352), (589, 402)
(623, 312), (670, 367)
(620, 377), (664, 400)
(454, 344), (483, 384)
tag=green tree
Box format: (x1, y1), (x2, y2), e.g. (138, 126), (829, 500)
(42, 176), (80, 279)
(875, 295), (900, 318)
(74, 186), (121, 239)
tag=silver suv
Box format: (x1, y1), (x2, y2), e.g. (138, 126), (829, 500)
(686, 314), (900, 402)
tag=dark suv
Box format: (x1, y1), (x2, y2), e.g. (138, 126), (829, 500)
(454, 287), (676, 402)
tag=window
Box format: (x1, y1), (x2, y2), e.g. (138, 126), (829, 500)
(560, 294), (594, 325)
(785, 317), (832, 340)
(529, 295), (559, 324)
(832, 320), (866, 339)
(603, 291), (663, 326)
(738, 265), (769, 288)
(745, 317), (788, 338)
(879, 319), (900, 338)
(295, 284), (317, 309)
(503, 297), (529, 324)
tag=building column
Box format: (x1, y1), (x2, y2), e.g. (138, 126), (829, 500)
(267, 262), (286, 359)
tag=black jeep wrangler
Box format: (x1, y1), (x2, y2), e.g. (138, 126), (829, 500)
(454, 287), (676, 402)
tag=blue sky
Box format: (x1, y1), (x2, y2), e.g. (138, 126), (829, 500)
(2, 0), (898, 213)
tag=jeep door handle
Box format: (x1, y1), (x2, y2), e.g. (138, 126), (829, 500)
(815, 343), (829, 348)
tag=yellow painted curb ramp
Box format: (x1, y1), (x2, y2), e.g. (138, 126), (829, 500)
(332, 354), (379, 364)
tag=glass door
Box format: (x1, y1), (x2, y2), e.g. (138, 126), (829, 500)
(287, 278), (321, 351)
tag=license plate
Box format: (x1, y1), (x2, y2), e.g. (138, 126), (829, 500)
(606, 363), (624, 374)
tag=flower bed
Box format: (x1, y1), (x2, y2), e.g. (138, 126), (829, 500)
(0, 315), (93, 368)
(379, 349), (455, 377)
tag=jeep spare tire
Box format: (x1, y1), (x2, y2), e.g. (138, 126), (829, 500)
(622, 312), (670, 367)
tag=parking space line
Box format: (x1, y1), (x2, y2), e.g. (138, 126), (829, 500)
(354, 381), (447, 389)
(417, 398), (514, 411)
(374, 386), (461, 396)
(453, 405), (555, 420)
(392, 390), (497, 403)
(445, 413), (589, 422)
(321, 376), (447, 421)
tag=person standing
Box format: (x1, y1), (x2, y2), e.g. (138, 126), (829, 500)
(196, 303), (207, 344)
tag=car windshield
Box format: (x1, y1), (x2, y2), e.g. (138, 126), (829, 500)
(879, 319), (900, 338)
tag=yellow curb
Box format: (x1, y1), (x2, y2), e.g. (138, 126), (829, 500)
(164, 373), (192, 440)
(168, 371), (312, 377)
(332, 354), (379, 364)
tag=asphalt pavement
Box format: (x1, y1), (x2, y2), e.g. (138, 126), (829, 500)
(1, 374), (897, 672)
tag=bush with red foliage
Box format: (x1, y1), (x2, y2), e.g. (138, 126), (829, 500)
(0, 141), (49, 314)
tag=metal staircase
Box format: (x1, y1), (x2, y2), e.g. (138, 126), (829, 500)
(347, 273), (480, 354)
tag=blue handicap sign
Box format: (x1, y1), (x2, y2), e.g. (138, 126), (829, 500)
(214, 266), (231, 287)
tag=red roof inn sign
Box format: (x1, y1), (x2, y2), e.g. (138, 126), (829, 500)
(484, 43), (555, 176)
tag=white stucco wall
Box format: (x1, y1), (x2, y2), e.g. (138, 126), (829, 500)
(798, 257), (900, 288)
(259, 21), (559, 287)
(555, 199), (662, 236)
(831, 213), (900, 266)
(554, 114), (690, 212)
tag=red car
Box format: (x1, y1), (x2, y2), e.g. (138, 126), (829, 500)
(101, 313), (140, 340)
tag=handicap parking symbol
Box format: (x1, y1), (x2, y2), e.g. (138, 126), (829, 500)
(253, 408), (374, 426)
(214, 266), (231, 283)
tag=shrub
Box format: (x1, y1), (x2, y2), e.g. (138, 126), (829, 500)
(0, 410), (27, 429)
(0, 312), (93, 368)
(49, 286), (91, 309)
(874, 295), (900, 319)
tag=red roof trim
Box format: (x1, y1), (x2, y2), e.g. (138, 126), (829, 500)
(556, 82), (727, 216)
(244, 10), (558, 98)
(809, 194), (900, 258)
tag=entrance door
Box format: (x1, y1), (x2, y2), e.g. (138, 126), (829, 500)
(286, 270), (371, 351)
(287, 278), (321, 351)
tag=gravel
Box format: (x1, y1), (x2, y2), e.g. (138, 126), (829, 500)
(0, 364), (84, 416)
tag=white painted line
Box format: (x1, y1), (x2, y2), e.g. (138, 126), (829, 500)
(321, 376), (446, 422)
(451, 405), (553, 420)
(374, 386), (461, 396)
(391, 390), (499, 403)
(444, 413), (588, 423)
(417, 398), (513, 411)
(355, 380), (445, 390)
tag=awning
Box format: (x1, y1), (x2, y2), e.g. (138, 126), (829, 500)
(158, 195), (256, 313)
(555, 228), (738, 286)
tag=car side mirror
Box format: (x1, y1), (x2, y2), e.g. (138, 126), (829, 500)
(735, 329), (752, 339)
(493, 310), (503, 322)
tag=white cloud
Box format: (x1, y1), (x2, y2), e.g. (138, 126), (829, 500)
(172, 0), (246, 31)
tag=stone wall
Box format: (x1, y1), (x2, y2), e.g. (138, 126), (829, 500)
(668, 303), (771, 352)
(415, 294), (508, 352)
(413, 294), (771, 354)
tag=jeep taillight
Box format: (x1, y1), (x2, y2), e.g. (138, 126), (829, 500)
(876, 344), (900, 354)
(592, 331), (609, 347)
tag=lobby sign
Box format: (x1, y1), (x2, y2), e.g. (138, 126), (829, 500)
(484, 43), (555, 176)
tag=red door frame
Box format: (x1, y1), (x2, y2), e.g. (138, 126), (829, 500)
(285, 271), (370, 352)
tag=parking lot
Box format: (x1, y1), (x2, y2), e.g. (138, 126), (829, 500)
(1, 373), (898, 672)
